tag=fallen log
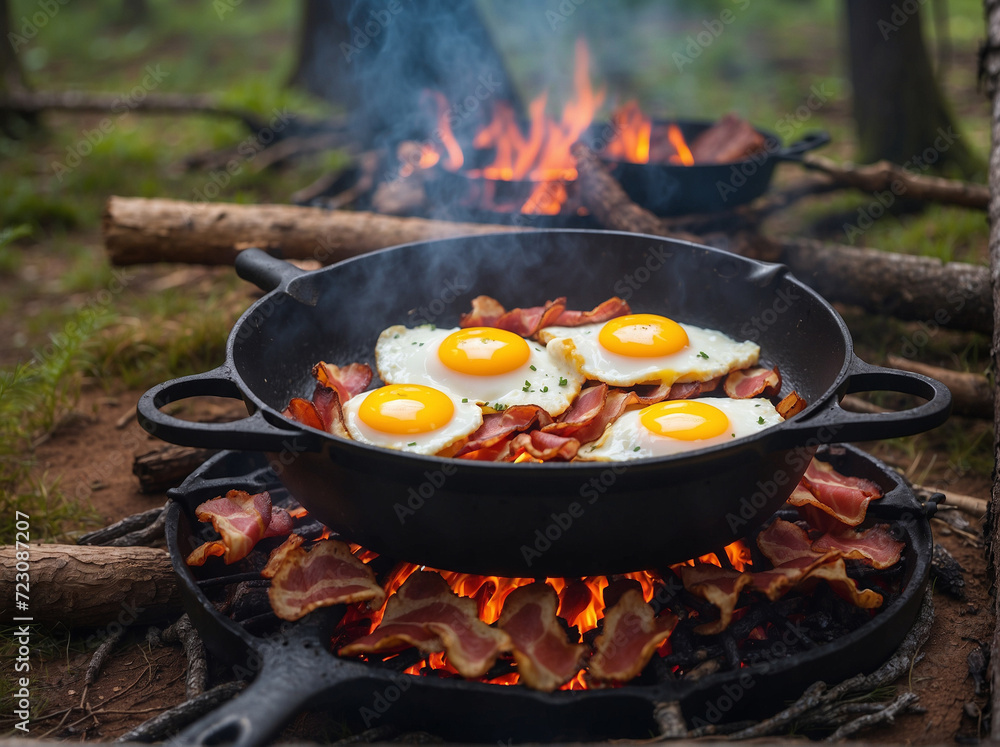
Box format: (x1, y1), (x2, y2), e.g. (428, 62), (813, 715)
(571, 143), (992, 334)
(103, 196), (521, 267)
(801, 153), (989, 210)
(0, 545), (180, 628)
(133, 444), (220, 494)
(885, 355), (993, 419)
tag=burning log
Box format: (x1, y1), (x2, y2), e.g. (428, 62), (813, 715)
(0, 544), (180, 627)
(571, 143), (992, 334)
(103, 196), (520, 266)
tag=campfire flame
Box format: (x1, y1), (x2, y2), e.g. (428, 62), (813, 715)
(336, 540), (752, 690)
(422, 39), (698, 216)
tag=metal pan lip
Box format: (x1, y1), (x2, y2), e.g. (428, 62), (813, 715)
(225, 229), (855, 472)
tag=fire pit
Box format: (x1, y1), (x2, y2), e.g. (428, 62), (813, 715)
(164, 444), (932, 745)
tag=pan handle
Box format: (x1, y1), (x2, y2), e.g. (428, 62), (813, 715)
(774, 356), (952, 447)
(235, 247), (307, 292)
(137, 365), (322, 452)
(772, 131), (831, 162)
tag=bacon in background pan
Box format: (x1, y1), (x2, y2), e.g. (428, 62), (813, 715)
(265, 536), (386, 621)
(589, 585), (677, 682)
(724, 366), (781, 399)
(186, 490), (292, 566)
(497, 583), (586, 692)
(339, 570), (512, 678)
(813, 524), (904, 569)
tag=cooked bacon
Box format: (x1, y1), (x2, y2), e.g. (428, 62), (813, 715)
(813, 524), (904, 569)
(510, 430), (580, 461)
(261, 533), (304, 578)
(460, 295), (506, 327)
(264, 506), (294, 538)
(551, 297), (631, 327)
(312, 362), (373, 403)
(311, 384), (350, 438)
(497, 584), (586, 692)
(756, 517), (821, 566)
(790, 459), (883, 527)
(776, 390), (807, 419)
(450, 405), (553, 457)
(338, 571), (512, 678)
(456, 441), (514, 461)
(802, 558), (883, 609)
(589, 587), (678, 682)
(679, 563), (752, 634)
(266, 537), (385, 621)
(544, 387), (639, 447)
(794, 501), (851, 535)
(186, 490), (289, 566)
(724, 366), (781, 399)
(548, 384), (608, 431)
(281, 397), (323, 430)
(459, 295), (630, 337)
(747, 555), (833, 602)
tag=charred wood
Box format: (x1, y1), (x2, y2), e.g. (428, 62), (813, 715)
(0, 544), (180, 627)
(931, 543), (968, 599)
(132, 445), (219, 494)
(114, 681), (246, 743)
(77, 505), (164, 545)
(162, 614), (208, 698)
(85, 625), (126, 685)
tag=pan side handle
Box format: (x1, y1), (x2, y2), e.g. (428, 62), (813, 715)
(772, 131), (830, 162)
(137, 365), (322, 452)
(773, 356), (952, 447)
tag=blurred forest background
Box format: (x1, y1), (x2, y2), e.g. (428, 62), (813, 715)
(0, 0), (993, 543)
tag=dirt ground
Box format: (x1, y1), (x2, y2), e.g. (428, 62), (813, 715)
(14, 384), (995, 744)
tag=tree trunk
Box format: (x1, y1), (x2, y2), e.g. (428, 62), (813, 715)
(0, 0), (35, 137)
(288, 0), (522, 149)
(846, 0), (981, 178)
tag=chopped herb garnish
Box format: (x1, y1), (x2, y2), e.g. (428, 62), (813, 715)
(418, 342), (424, 346)
(462, 398), (468, 403)
(731, 433), (736, 438)
(541, 386), (549, 393)
(407, 442), (417, 446)
(529, 365), (537, 371)
(558, 377), (568, 386)
(394, 333), (400, 339)
(755, 403), (761, 407)
(493, 402), (508, 411)
(757, 416), (765, 425)
(633, 446), (640, 452)
(697, 351), (709, 359)
(522, 380), (532, 392)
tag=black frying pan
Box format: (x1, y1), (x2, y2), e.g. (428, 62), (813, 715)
(138, 231), (949, 576)
(425, 120), (830, 223)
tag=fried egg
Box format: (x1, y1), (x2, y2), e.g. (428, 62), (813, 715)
(375, 325), (585, 416)
(341, 383), (483, 455)
(537, 314), (759, 387)
(575, 397), (784, 461)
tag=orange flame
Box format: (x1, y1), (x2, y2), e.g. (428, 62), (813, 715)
(605, 100), (652, 164)
(667, 124), (694, 166)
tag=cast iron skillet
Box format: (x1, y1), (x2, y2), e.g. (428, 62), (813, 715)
(137, 231), (950, 576)
(425, 120), (830, 223)
(164, 445), (932, 746)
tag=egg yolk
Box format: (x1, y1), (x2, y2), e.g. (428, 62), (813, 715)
(599, 314), (689, 358)
(358, 384), (455, 435)
(640, 400), (729, 441)
(438, 327), (531, 376)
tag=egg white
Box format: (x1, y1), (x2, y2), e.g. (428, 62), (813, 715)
(341, 388), (483, 455)
(537, 321), (759, 388)
(375, 325), (585, 416)
(575, 397), (784, 461)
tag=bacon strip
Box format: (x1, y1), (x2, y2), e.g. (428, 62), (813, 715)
(266, 537), (385, 621)
(312, 362), (373, 403)
(511, 430), (581, 461)
(756, 517), (820, 566)
(776, 390), (807, 419)
(459, 295), (630, 337)
(281, 398), (323, 431)
(338, 571), (512, 678)
(804, 559), (883, 608)
(497, 584), (586, 692)
(449, 405), (553, 458)
(543, 386), (639, 447)
(679, 563), (752, 634)
(790, 459), (883, 527)
(813, 524), (904, 569)
(724, 366), (781, 399)
(282, 384), (350, 438)
(186, 490), (290, 566)
(589, 587), (677, 682)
